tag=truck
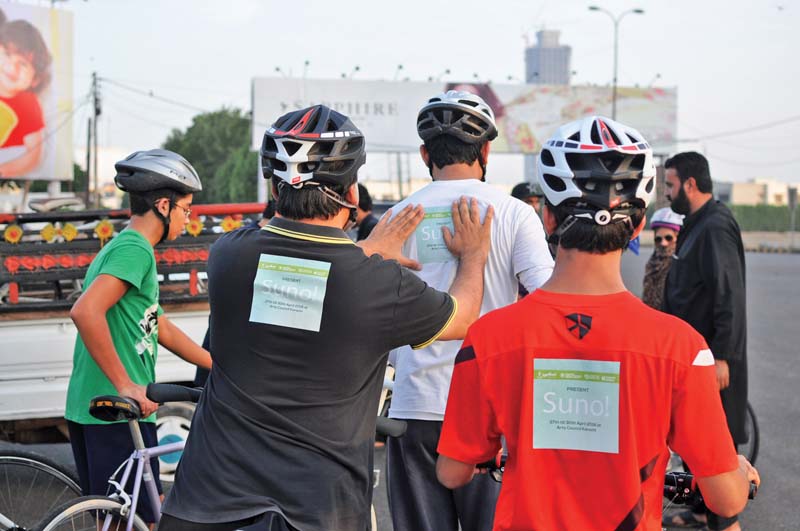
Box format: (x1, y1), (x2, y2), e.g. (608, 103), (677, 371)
(0, 203), (263, 478)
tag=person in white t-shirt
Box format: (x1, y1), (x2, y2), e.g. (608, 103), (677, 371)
(385, 90), (554, 531)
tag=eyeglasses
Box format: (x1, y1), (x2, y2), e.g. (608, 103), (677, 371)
(654, 235), (674, 244)
(172, 202), (192, 217)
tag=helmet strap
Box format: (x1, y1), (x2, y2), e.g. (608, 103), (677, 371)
(478, 152), (487, 182)
(151, 198), (173, 244)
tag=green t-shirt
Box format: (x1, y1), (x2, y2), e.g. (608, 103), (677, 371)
(65, 229), (162, 424)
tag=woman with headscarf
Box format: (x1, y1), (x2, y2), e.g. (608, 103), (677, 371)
(642, 207), (683, 309)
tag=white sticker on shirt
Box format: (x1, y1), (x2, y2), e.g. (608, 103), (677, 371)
(533, 358), (620, 454)
(249, 254), (331, 332)
(135, 303), (159, 366)
(692, 349), (714, 366)
(415, 207), (455, 264)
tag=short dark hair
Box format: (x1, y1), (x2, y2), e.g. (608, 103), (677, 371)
(0, 20), (52, 94)
(129, 188), (181, 215)
(262, 199), (276, 220)
(664, 152), (713, 193)
(547, 199), (645, 253)
(424, 135), (483, 170)
(357, 183), (373, 212)
(274, 176), (355, 220)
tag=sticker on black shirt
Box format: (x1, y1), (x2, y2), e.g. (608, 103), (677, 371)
(249, 254), (331, 332)
(533, 358), (620, 454)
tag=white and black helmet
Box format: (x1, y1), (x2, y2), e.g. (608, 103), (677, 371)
(536, 116), (655, 229)
(417, 90), (498, 145)
(114, 149), (202, 194)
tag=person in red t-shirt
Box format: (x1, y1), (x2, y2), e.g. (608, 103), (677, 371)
(0, 19), (51, 177)
(436, 116), (760, 531)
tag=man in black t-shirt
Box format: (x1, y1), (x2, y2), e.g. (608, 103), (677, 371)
(160, 105), (492, 531)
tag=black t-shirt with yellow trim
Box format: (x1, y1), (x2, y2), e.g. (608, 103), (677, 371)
(163, 217), (455, 530)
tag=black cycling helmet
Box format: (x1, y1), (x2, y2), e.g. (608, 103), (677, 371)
(417, 90), (498, 180)
(536, 116), (655, 239)
(260, 105), (365, 225)
(261, 105), (366, 187)
(114, 149), (202, 244)
(114, 149), (202, 194)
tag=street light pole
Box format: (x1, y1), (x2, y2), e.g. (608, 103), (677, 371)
(588, 6), (644, 120)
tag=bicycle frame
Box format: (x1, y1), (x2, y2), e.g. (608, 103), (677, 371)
(103, 419), (184, 531)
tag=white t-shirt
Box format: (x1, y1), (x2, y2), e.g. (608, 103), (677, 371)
(387, 179), (554, 420)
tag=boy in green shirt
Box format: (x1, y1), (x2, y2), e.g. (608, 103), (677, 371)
(66, 149), (212, 524)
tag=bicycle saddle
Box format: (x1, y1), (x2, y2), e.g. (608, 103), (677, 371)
(89, 395), (142, 422)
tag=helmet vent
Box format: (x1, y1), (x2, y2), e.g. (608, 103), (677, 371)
(645, 176), (654, 193)
(543, 173), (567, 192)
(325, 119), (338, 132)
(271, 159), (287, 172)
(568, 132), (580, 142)
(264, 137), (278, 153)
(459, 99), (479, 108)
(590, 123), (602, 144)
(626, 133), (639, 143)
(540, 149), (555, 167)
(283, 141), (303, 156)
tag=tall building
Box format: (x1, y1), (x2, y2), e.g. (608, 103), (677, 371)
(525, 30), (572, 85)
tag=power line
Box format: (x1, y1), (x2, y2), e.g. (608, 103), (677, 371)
(679, 114), (800, 142)
(101, 77), (210, 114)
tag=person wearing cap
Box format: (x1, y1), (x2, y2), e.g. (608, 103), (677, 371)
(642, 207), (684, 309)
(65, 149), (212, 526)
(385, 91), (553, 531)
(159, 105), (493, 531)
(510, 181), (545, 214)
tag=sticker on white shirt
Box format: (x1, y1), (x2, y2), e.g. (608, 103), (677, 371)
(415, 206), (455, 264)
(249, 254), (331, 332)
(533, 358), (620, 454)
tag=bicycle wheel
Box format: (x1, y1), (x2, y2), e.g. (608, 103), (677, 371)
(741, 402), (760, 465)
(0, 449), (81, 530)
(34, 495), (149, 531)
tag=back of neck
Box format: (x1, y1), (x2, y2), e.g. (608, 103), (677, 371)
(541, 247), (627, 295)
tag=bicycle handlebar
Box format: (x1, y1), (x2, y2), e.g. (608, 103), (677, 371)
(664, 472), (757, 505)
(146, 383), (202, 404)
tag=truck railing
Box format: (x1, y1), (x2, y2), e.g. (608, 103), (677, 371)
(1, 203), (265, 314)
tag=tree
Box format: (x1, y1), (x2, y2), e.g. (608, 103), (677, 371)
(162, 107), (258, 204)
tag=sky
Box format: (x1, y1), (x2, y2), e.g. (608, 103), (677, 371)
(44, 0), (800, 187)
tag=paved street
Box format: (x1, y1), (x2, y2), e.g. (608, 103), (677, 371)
(3, 249), (797, 530)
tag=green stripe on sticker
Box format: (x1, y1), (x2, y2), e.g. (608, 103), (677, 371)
(534, 369), (620, 384)
(424, 211), (452, 220)
(257, 262), (330, 278)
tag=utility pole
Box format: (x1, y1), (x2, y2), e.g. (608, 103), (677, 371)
(84, 116), (91, 207)
(91, 72), (101, 208)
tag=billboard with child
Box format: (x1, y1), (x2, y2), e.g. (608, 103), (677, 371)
(0, 2), (72, 181)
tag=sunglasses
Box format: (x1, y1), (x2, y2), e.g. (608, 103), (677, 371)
(655, 235), (675, 244)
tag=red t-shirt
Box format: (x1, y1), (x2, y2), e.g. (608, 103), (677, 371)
(0, 91), (44, 147)
(438, 289), (738, 531)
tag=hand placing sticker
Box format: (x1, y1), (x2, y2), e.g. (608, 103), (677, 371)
(443, 196), (494, 262)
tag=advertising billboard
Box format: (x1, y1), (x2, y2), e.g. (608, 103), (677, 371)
(0, 2), (72, 181)
(252, 78), (676, 154)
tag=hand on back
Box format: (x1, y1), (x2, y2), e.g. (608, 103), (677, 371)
(443, 196), (493, 261)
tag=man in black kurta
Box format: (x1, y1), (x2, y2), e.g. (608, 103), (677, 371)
(662, 152), (748, 531)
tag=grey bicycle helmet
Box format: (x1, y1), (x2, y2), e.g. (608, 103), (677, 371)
(261, 105), (365, 224)
(114, 149), (202, 243)
(416, 90), (498, 145)
(114, 149), (202, 194)
(537, 116), (655, 238)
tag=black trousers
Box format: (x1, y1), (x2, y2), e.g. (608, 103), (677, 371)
(386, 419), (500, 531)
(158, 512), (295, 531)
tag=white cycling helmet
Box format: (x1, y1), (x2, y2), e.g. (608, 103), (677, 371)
(536, 115), (655, 229)
(650, 207), (684, 232)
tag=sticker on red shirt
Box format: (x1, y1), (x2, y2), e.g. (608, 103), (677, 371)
(533, 358), (620, 453)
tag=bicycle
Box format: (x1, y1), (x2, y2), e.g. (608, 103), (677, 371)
(0, 448), (81, 531)
(34, 383), (200, 531)
(477, 458), (757, 531)
(36, 383), (406, 531)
